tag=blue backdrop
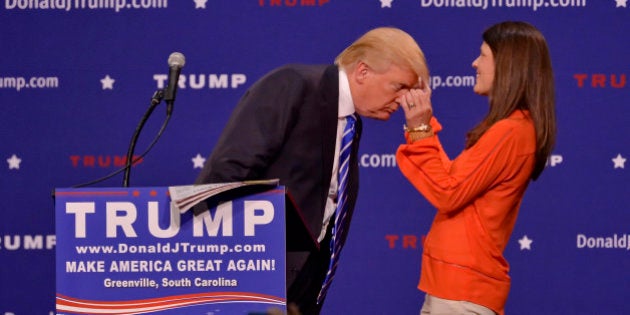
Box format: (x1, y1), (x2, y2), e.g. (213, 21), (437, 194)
(1, 1), (628, 314)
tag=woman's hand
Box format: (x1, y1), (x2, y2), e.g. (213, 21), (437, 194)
(398, 77), (433, 129)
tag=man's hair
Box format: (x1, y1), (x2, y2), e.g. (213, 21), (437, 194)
(466, 21), (557, 180)
(335, 27), (429, 83)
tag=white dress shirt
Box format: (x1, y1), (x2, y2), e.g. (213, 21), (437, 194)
(318, 69), (356, 242)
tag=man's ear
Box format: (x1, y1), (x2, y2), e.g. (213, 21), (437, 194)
(354, 61), (369, 84)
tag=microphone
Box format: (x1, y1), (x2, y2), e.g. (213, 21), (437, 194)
(76, 52), (186, 188)
(163, 52), (186, 115)
(119, 52), (185, 187)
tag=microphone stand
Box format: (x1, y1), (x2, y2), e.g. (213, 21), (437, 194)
(70, 89), (172, 188)
(72, 52), (185, 189)
(121, 90), (167, 187)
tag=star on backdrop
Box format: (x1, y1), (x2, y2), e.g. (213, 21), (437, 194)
(192, 153), (206, 169)
(518, 235), (533, 250)
(7, 154), (21, 170)
(194, 0), (208, 9)
(615, 0), (627, 8)
(612, 153), (626, 169)
(100, 75), (115, 90)
(380, 0), (393, 8)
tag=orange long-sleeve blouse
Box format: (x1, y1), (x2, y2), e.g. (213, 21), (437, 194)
(396, 110), (536, 315)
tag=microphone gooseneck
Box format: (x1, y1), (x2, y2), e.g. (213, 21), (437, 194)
(120, 52), (186, 187)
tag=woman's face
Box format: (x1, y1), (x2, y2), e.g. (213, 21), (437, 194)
(472, 42), (495, 96)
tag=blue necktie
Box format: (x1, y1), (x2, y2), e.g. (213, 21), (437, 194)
(317, 114), (356, 304)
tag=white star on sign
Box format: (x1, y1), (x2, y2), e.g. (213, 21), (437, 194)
(615, 0), (627, 8)
(7, 154), (22, 170)
(192, 153), (206, 169)
(518, 235), (533, 250)
(194, 0), (208, 9)
(612, 153), (626, 169)
(100, 75), (115, 90)
(380, 0), (393, 8)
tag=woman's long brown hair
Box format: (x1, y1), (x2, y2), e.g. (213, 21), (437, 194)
(465, 21), (557, 180)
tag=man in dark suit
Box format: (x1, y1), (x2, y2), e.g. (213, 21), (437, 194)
(195, 27), (429, 315)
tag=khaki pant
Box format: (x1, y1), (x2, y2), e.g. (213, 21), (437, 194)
(420, 294), (497, 315)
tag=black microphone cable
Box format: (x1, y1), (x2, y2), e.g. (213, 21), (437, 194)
(72, 90), (170, 188)
(71, 52), (186, 188)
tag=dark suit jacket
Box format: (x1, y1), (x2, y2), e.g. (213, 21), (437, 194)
(194, 64), (362, 293)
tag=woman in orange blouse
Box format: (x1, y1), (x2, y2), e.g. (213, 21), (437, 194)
(395, 21), (557, 315)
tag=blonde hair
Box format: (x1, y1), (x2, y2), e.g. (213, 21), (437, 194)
(335, 27), (429, 83)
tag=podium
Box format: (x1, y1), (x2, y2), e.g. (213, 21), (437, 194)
(54, 184), (287, 315)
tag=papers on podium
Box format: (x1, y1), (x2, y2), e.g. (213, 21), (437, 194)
(169, 178), (280, 214)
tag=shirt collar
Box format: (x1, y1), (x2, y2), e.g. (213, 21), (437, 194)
(338, 69), (355, 118)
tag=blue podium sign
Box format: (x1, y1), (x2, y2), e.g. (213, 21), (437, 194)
(54, 186), (286, 315)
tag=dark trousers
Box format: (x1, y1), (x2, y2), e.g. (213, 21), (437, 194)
(287, 226), (333, 315)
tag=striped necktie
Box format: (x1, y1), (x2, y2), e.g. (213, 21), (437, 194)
(317, 113), (357, 304)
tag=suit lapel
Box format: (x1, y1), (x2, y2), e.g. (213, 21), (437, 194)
(319, 65), (340, 213)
